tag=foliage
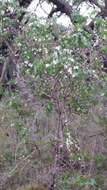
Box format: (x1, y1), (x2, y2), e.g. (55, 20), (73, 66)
(0, 0), (107, 190)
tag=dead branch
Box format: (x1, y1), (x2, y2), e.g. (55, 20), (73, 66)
(0, 62), (7, 84)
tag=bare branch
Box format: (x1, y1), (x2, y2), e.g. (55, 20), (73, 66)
(88, 0), (103, 9)
(18, 0), (33, 8)
(104, 0), (107, 8)
(47, 0), (72, 18)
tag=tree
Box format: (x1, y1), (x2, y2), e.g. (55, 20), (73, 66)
(0, 1), (107, 190)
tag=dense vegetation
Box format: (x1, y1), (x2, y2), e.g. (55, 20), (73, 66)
(0, 0), (107, 189)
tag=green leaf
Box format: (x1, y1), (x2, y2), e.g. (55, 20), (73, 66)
(73, 12), (86, 25)
(46, 102), (53, 114)
(34, 61), (45, 76)
(100, 46), (107, 55)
